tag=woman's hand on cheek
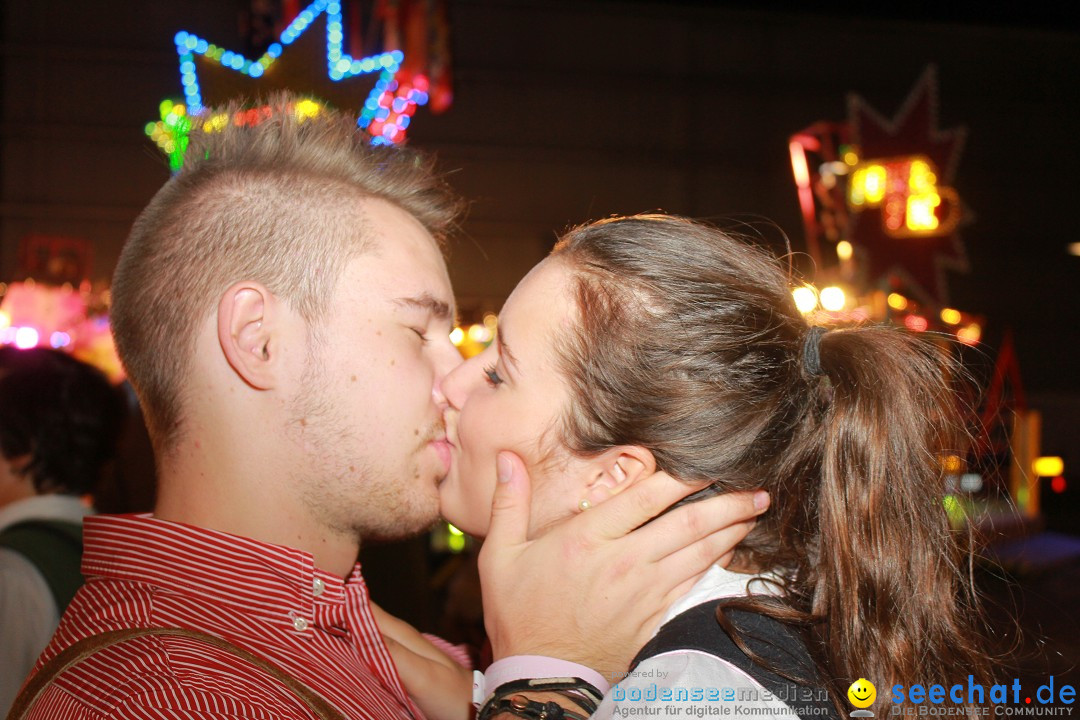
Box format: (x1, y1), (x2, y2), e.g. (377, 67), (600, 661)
(477, 451), (770, 679)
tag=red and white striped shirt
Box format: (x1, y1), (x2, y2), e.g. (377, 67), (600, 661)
(24, 513), (449, 719)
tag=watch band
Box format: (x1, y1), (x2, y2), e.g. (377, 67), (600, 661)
(480, 694), (587, 720)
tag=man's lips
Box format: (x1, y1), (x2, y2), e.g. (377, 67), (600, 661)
(431, 438), (453, 473)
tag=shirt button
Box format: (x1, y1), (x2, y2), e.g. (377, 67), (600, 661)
(293, 616), (309, 632)
(312, 578), (325, 597)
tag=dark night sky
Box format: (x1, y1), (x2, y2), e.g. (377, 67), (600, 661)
(641, 1), (1080, 400)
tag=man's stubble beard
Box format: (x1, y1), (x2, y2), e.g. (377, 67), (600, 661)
(286, 348), (442, 545)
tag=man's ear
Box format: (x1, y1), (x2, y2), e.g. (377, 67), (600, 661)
(580, 445), (656, 508)
(217, 282), (281, 390)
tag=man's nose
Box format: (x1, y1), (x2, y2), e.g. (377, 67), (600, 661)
(432, 344), (467, 409)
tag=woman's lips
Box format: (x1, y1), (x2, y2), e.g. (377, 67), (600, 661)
(431, 438), (453, 473)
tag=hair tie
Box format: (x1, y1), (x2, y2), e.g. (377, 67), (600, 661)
(802, 326), (828, 377)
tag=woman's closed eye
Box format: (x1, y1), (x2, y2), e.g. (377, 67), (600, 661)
(483, 365), (504, 387)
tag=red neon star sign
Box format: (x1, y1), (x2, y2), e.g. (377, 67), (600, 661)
(846, 66), (969, 306)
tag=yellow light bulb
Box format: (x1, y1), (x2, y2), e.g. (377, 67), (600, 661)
(294, 99), (322, 121)
(792, 286), (818, 314)
(887, 293), (908, 311)
(836, 241), (853, 261)
(863, 165), (887, 204)
(940, 308), (962, 325)
(908, 159), (937, 193)
(957, 323), (981, 346)
(819, 286), (846, 312)
(906, 192), (942, 232)
(468, 324), (491, 343)
(203, 113), (230, 133)
(849, 169), (866, 206)
(1033, 457), (1064, 477)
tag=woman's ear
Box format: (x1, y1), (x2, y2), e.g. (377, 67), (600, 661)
(217, 282), (281, 390)
(580, 445), (656, 509)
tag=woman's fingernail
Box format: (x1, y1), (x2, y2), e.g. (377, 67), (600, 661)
(753, 490), (770, 511)
(497, 453), (513, 483)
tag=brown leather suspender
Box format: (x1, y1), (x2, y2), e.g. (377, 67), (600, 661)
(6, 627), (346, 720)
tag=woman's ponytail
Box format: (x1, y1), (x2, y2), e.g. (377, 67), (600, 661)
(811, 326), (992, 708)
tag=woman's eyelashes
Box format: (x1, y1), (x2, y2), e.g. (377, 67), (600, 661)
(483, 364), (504, 387)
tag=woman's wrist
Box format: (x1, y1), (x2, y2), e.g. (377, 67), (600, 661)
(477, 680), (601, 720)
(480, 656), (610, 700)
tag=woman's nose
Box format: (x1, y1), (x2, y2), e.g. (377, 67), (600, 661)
(430, 339), (465, 410)
(441, 355), (482, 411)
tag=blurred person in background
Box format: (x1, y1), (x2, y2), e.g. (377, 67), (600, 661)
(0, 346), (126, 714)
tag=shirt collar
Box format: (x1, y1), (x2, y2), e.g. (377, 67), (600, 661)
(658, 563), (785, 632)
(81, 513), (365, 623)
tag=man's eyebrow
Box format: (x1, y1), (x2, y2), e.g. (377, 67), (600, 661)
(393, 294), (454, 321)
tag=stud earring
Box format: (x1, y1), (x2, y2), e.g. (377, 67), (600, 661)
(578, 499), (592, 512)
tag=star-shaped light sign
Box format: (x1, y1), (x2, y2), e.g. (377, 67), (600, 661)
(846, 66), (969, 306)
(789, 67), (970, 308)
(146, 0), (430, 169)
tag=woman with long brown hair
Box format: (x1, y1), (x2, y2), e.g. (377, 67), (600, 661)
(380, 213), (993, 719)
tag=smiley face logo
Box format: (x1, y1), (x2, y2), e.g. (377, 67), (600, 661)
(847, 678), (876, 709)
